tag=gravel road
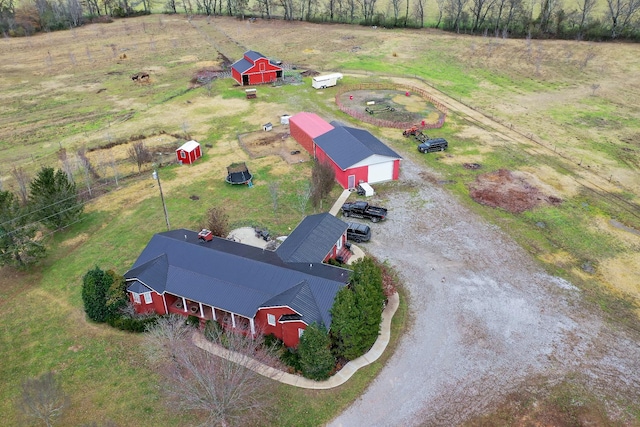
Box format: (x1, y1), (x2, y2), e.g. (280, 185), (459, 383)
(329, 158), (640, 426)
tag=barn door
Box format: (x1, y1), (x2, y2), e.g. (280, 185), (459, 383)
(242, 75), (249, 85)
(348, 175), (356, 189)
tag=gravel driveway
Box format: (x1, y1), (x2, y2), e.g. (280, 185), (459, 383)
(329, 158), (640, 426)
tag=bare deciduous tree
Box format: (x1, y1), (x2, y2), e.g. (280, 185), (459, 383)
(144, 316), (276, 427)
(205, 205), (230, 238)
(296, 182), (312, 216)
(17, 371), (69, 427)
(127, 141), (152, 173)
(11, 166), (30, 205)
(311, 160), (335, 209)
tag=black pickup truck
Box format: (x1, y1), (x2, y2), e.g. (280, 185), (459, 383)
(341, 201), (387, 222)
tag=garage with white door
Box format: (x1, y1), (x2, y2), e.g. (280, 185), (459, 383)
(367, 161), (394, 183)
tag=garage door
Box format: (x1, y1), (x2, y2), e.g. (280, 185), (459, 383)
(367, 162), (393, 184)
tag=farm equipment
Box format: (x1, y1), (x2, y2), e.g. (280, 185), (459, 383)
(403, 126), (420, 136)
(414, 132), (430, 143)
(365, 105), (395, 115)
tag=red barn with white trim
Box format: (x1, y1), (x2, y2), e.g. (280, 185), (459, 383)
(289, 112), (402, 189)
(231, 50), (283, 86)
(175, 140), (202, 165)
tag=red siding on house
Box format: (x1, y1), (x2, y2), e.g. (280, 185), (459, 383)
(256, 306), (306, 347)
(129, 291), (166, 315)
(281, 320), (306, 348)
(392, 159), (400, 180)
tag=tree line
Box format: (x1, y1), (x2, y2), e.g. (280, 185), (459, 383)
(1, 0), (638, 40)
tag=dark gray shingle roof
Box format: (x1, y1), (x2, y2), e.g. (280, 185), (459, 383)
(276, 213), (348, 263)
(124, 229), (349, 327)
(313, 123), (402, 170)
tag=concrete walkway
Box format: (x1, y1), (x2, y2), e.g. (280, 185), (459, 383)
(193, 292), (399, 390)
(329, 189), (352, 216)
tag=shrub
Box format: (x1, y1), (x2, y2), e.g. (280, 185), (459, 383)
(186, 315), (200, 328)
(280, 347), (301, 373)
(107, 314), (158, 332)
(298, 324), (335, 380)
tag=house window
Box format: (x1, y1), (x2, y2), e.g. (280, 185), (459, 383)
(336, 237), (342, 249)
(267, 314), (276, 326)
(298, 328), (305, 338)
(180, 151), (186, 159)
(132, 293), (141, 304)
(259, 62), (265, 71)
(143, 292), (152, 304)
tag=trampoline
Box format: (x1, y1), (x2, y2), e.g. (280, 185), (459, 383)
(225, 162), (253, 186)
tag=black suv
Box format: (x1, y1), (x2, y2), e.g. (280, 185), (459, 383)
(346, 222), (371, 243)
(418, 138), (448, 153)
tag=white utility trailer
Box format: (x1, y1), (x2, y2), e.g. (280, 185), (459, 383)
(312, 73), (343, 89)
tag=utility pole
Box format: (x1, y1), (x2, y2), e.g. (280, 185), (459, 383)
(152, 168), (170, 231)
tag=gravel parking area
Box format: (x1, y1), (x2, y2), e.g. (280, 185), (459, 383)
(330, 158), (640, 426)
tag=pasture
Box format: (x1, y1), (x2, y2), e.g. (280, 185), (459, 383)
(0, 14), (639, 426)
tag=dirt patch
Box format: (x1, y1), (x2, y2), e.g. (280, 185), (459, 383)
(339, 89), (440, 124)
(469, 169), (562, 214)
(238, 130), (309, 164)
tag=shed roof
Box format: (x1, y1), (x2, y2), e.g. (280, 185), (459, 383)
(314, 123), (402, 170)
(177, 140), (200, 152)
(276, 213), (348, 263)
(124, 229), (349, 327)
(290, 112), (335, 139)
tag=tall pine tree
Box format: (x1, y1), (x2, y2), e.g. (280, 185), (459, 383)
(0, 190), (45, 269)
(330, 257), (386, 360)
(29, 167), (83, 230)
(298, 323), (335, 380)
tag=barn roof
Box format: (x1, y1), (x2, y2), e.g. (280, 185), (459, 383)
(124, 229), (349, 327)
(245, 50), (266, 61)
(289, 112), (335, 139)
(232, 58), (253, 74)
(276, 213), (348, 263)
(177, 140), (200, 152)
(314, 123), (402, 170)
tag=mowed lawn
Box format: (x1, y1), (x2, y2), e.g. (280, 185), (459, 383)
(0, 14), (639, 426)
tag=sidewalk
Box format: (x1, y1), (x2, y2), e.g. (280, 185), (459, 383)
(329, 189), (352, 216)
(193, 292), (399, 389)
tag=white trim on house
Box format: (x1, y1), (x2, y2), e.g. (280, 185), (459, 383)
(349, 154), (397, 168)
(250, 318), (256, 335)
(181, 297), (187, 313)
(267, 313), (276, 326)
(231, 313), (236, 328)
(143, 292), (152, 304)
(199, 302), (204, 318)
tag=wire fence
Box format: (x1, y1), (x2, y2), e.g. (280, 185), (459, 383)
(334, 82), (448, 130)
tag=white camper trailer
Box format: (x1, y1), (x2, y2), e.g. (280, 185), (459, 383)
(312, 73), (343, 89)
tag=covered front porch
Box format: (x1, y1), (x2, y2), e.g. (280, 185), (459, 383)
(165, 293), (255, 334)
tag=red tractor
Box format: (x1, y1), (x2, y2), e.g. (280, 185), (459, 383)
(402, 126), (420, 137)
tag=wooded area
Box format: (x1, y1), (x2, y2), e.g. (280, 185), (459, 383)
(0, 0), (638, 40)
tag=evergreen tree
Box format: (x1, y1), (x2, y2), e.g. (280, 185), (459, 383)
(330, 257), (385, 360)
(298, 323), (335, 380)
(82, 266), (124, 322)
(29, 167), (83, 230)
(0, 190), (46, 269)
